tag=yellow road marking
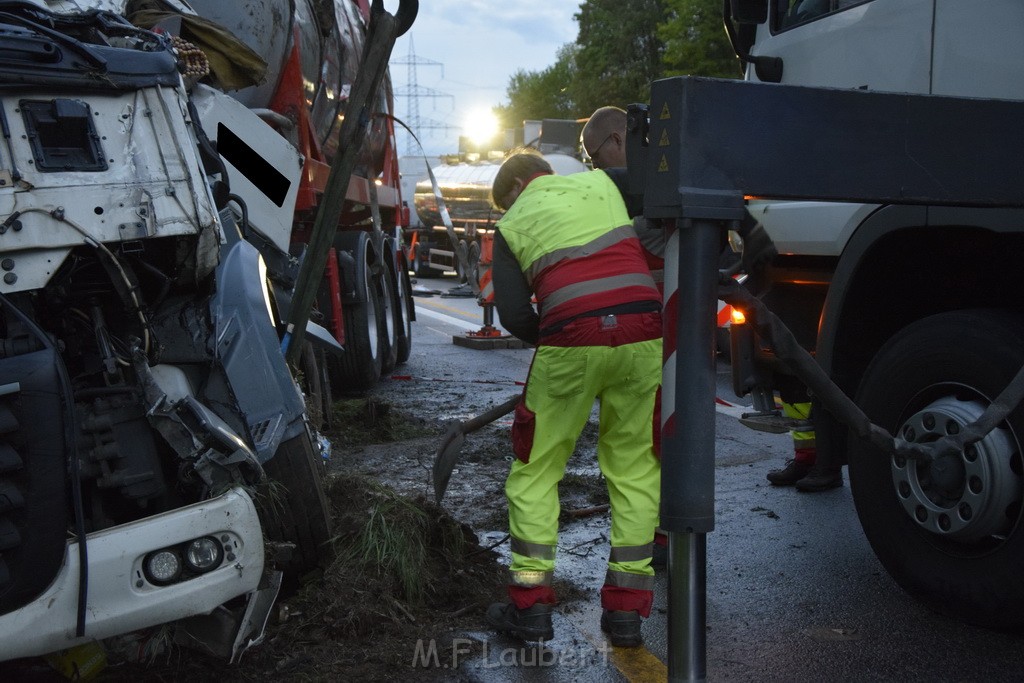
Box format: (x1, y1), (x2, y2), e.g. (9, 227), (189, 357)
(608, 645), (668, 682)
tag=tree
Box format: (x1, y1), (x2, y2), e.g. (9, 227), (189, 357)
(572, 0), (668, 114)
(494, 44), (578, 132)
(660, 0), (742, 78)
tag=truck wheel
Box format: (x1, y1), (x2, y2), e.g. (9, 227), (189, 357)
(851, 309), (1024, 628)
(395, 250), (414, 364)
(329, 231), (383, 393)
(300, 341), (330, 431)
(413, 244), (435, 279)
(260, 430), (333, 586)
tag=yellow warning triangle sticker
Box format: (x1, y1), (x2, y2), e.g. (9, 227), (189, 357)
(660, 102), (671, 119)
(658, 155), (669, 172)
(659, 129), (670, 146)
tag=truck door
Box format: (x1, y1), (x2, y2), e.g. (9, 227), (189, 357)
(751, 0), (932, 93)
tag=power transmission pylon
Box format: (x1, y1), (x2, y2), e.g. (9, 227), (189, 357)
(392, 35), (458, 154)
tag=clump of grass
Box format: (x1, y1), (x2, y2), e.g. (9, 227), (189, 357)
(327, 474), (471, 605)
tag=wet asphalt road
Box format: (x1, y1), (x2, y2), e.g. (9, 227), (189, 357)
(406, 278), (1024, 682)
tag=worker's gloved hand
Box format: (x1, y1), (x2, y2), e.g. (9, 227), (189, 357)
(737, 213), (777, 273)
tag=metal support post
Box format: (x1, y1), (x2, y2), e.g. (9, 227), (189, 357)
(662, 217), (724, 682)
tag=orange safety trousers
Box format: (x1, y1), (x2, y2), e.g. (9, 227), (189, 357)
(505, 336), (662, 616)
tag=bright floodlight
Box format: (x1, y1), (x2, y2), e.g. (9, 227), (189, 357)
(464, 108), (499, 146)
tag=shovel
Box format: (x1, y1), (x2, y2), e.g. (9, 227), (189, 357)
(432, 395), (520, 504)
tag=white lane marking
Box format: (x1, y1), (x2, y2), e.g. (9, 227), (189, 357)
(415, 305), (476, 330)
(715, 399), (750, 419)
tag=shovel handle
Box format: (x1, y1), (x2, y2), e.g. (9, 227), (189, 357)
(459, 395), (520, 435)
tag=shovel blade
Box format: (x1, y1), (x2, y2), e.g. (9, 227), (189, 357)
(432, 428), (466, 504)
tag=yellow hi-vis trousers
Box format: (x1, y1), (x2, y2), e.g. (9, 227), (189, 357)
(506, 338), (662, 604)
(782, 401), (816, 457)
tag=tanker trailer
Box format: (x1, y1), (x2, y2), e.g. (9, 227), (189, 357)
(411, 153), (587, 280)
(182, 0), (415, 394)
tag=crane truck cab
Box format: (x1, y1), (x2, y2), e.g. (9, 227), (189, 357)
(724, 0), (1024, 628)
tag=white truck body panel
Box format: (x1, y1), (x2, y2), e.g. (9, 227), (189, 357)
(189, 84), (304, 254)
(750, 0), (931, 93)
(746, 200), (879, 256)
(0, 86), (219, 293)
(0, 488), (265, 661)
(748, 0), (1024, 253)
(932, 2), (1024, 99)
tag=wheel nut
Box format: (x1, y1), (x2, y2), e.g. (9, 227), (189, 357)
(915, 506), (928, 522)
(969, 475), (983, 494)
(959, 502), (973, 521)
(923, 413), (935, 430)
(938, 514), (951, 531)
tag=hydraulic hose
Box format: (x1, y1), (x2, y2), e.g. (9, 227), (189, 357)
(719, 276), (1024, 463)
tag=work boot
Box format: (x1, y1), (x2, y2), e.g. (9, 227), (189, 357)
(795, 463), (843, 492)
(486, 602), (554, 641)
(766, 459), (812, 486)
(601, 609), (643, 647)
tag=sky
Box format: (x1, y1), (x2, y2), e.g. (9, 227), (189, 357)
(388, 1), (581, 158)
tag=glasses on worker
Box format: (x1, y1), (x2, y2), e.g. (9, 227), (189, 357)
(583, 132), (615, 168)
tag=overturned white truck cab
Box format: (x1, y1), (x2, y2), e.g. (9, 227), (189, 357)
(0, 0), (332, 662)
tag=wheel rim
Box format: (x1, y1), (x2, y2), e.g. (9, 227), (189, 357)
(379, 266), (396, 346)
(363, 261), (379, 358)
(892, 389), (1023, 544)
(396, 259), (411, 339)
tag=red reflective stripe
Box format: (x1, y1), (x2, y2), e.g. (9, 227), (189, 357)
(534, 241), (659, 330)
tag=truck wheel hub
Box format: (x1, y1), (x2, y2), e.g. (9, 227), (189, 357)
(892, 396), (1022, 542)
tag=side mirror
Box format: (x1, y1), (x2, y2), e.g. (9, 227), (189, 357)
(730, 0), (768, 24)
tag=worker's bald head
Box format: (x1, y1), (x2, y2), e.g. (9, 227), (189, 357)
(581, 106), (627, 169)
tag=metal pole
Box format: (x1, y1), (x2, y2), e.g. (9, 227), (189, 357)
(669, 532), (707, 681)
(662, 217), (721, 682)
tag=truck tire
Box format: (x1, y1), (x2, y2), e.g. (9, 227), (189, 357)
(300, 341), (330, 431)
(851, 309), (1024, 628)
(329, 231), (383, 394)
(395, 250), (414, 364)
(260, 430), (333, 586)
(413, 243), (435, 279)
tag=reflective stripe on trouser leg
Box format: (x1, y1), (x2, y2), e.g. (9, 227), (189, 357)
(783, 401), (815, 457)
(508, 536), (556, 591)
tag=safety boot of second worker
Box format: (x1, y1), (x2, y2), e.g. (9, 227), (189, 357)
(486, 602), (554, 641)
(766, 459), (812, 486)
(795, 463), (843, 492)
(601, 609), (643, 647)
